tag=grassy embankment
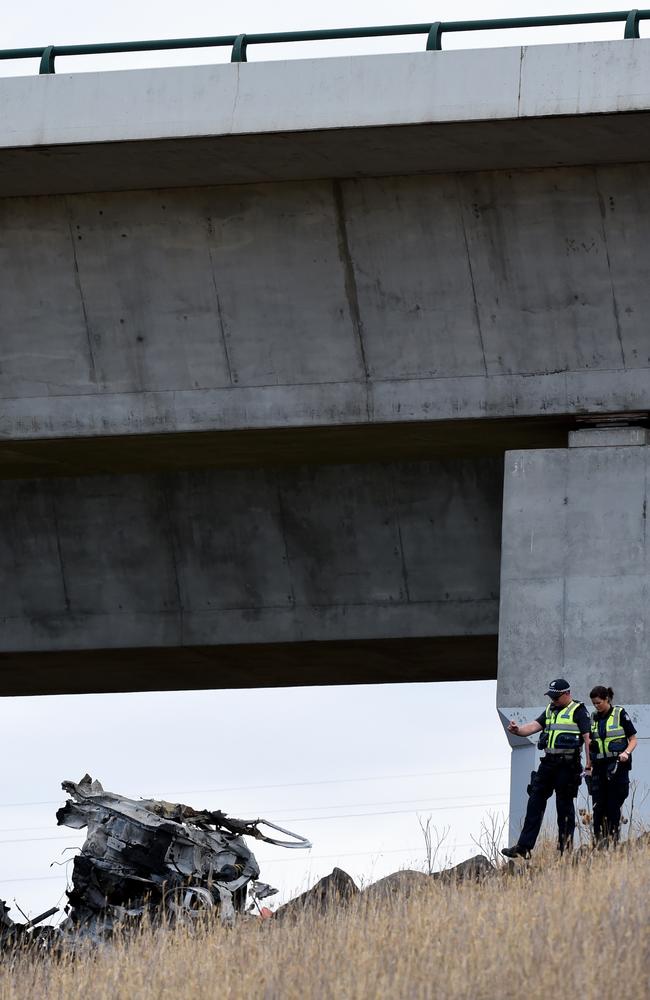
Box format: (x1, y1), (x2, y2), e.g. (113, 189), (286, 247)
(1, 839), (649, 1000)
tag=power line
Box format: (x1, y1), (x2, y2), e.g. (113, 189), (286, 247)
(153, 767), (509, 800)
(0, 874), (64, 885)
(283, 802), (508, 823)
(245, 791), (507, 816)
(0, 791), (508, 835)
(0, 766), (508, 810)
(256, 842), (478, 863)
(0, 799), (507, 845)
(0, 842), (484, 882)
(0, 834), (80, 847)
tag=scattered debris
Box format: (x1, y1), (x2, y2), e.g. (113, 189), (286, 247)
(0, 898), (16, 950)
(0, 899), (59, 953)
(247, 881), (279, 914)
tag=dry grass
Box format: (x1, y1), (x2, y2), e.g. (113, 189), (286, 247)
(2, 840), (649, 1000)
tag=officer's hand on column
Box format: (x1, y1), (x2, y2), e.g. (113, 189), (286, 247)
(508, 720), (520, 736)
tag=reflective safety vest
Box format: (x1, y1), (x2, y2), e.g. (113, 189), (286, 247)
(543, 700), (582, 752)
(591, 706), (627, 759)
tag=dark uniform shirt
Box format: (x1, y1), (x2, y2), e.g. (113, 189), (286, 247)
(592, 706), (637, 770)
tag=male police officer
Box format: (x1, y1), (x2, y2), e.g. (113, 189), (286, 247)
(501, 679), (591, 859)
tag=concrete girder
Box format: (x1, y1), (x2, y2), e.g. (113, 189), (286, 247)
(0, 165), (649, 475)
(0, 457), (503, 695)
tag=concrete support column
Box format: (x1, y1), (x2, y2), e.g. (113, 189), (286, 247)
(506, 739), (537, 845)
(498, 426), (650, 838)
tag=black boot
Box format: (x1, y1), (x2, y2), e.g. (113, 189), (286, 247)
(501, 845), (531, 859)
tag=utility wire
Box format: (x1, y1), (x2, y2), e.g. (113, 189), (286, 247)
(0, 842), (483, 883)
(0, 874), (64, 885)
(0, 765), (508, 809)
(237, 791), (507, 816)
(153, 766), (509, 800)
(283, 802), (508, 823)
(0, 799), (507, 845)
(0, 834), (81, 846)
(254, 842), (478, 863)
(0, 791), (507, 834)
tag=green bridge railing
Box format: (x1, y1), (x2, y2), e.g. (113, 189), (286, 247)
(0, 9), (648, 76)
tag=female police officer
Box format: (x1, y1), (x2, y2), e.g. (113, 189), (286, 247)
(587, 685), (637, 846)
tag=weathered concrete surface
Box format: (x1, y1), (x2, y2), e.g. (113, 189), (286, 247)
(0, 457), (502, 694)
(2, 42), (650, 195)
(1, 163), (649, 473)
(2, 41), (650, 707)
(498, 428), (650, 836)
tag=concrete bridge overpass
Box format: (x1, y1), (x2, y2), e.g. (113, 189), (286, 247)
(1, 37), (649, 826)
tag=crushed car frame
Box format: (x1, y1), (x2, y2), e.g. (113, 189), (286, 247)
(3, 774), (311, 946)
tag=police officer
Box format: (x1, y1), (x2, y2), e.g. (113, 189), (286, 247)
(586, 685), (637, 847)
(501, 679), (591, 859)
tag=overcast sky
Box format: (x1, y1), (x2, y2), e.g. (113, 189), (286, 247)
(0, 0), (641, 74)
(0, 0), (633, 924)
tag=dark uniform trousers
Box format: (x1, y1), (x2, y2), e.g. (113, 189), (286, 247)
(591, 762), (629, 844)
(518, 755), (581, 853)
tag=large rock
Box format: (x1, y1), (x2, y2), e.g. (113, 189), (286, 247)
(434, 854), (494, 882)
(363, 855), (494, 902)
(274, 867), (358, 919)
(363, 869), (432, 902)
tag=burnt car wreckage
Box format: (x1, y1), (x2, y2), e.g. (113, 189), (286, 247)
(1, 775), (310, 947)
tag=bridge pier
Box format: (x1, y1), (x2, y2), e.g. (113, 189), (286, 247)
(499, 426), (650, 837)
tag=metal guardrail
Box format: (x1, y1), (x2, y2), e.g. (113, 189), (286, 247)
(0, 9), (648, 76)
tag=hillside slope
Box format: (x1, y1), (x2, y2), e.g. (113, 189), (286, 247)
(1, 840), (648, 1000)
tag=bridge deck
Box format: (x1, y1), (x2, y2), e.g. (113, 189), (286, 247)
(2, 41), (650, 196)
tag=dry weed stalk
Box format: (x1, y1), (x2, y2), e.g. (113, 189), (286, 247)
(417, 815), (451, 875)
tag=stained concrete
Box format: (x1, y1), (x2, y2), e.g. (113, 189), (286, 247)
(3, 42), (650, 195)
(498, 428), (650, 836)
(498, 431), (650, 708)
(0, 457), (503, 693)
(2, 40), (650, 716)
(1, 165), (650, 465)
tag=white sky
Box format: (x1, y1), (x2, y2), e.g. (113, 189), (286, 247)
(0, 0), (634, 924)
(1, 682), (509, 921)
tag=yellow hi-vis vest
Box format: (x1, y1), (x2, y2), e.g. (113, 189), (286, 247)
(543, 700), (582, 752)
(590, 707), (627, 759)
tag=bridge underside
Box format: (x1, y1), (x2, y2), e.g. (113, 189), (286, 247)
(5, 113), (650, 198)
(0, 634), (497, 697)
(0, 417), (570, 480)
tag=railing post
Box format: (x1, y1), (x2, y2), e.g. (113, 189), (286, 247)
(624, 9), (641, 38)
(231, 33), (248, 62)
(426, 22), (443, 51)
(39, 45), (56, 74)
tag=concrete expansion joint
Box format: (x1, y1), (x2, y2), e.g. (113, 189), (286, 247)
(569, 426), (648, 448)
